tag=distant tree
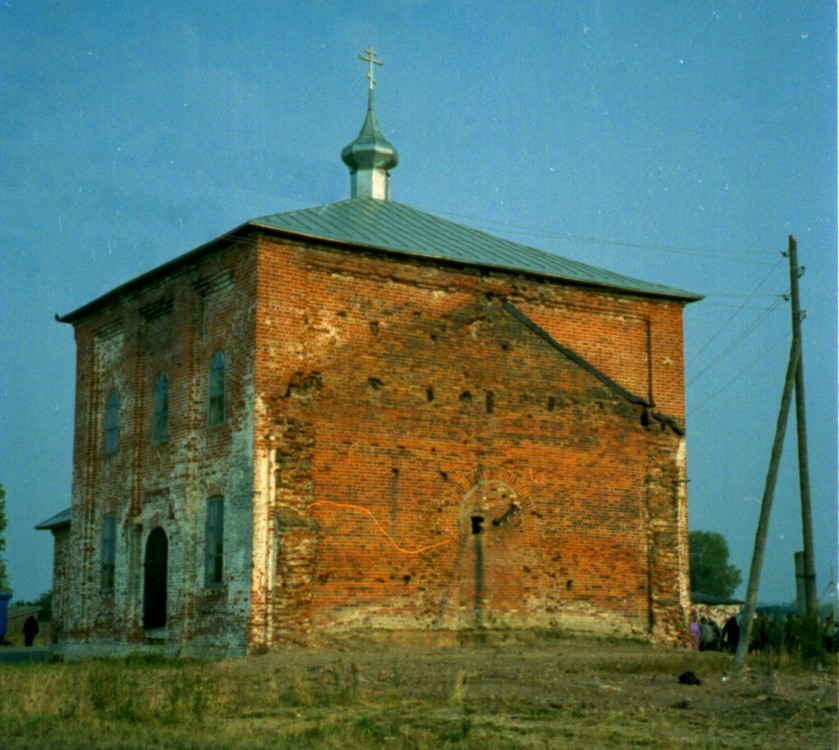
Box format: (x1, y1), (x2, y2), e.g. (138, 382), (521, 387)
(689, 530), (742, 598)
(33, 590), (52, 621)
(0, 483), (8, 592)
(16, 590), (52, 620)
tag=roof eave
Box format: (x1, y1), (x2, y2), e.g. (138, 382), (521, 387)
(249, 220), (704, 303)
(35, 507), (72, 530)
(56, 213), (702, 327)
(56, 223), (256, 325)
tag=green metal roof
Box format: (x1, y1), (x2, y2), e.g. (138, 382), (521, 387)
(35, 507), (71, 530)
(58, 196), (700, 324)
(250, 197), (701, 301)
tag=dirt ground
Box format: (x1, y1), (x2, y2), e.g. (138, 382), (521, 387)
(1, 629), (835, 748)
(217, 630), (839, 749)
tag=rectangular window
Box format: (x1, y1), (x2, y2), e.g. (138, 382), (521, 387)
(152, 372), (169, 444)
(208, 352), (226, 427)
(101, 513), (116, 592)
(105, 390), (120, 455)
(205, 497), (224, 586)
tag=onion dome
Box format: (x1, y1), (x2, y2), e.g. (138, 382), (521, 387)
(341, 47), (399, 200)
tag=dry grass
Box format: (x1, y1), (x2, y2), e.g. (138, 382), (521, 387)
(0, 633), (836, 749)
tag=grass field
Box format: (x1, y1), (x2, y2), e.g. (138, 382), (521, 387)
(0, 631), (836, 749)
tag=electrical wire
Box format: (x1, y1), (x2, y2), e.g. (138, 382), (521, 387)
(704, 293), (781, 298)
(687, 296), (785, 387)
(700, 302), (786, 311)
(690, 331), (791, 413)
(419, 206), (779, 264)
(686, 255), (785, 370)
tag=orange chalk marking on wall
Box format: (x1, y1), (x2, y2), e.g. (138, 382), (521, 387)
(309, 500), (454, 555)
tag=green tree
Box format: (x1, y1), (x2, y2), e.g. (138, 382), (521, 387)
(32, 590), (52, 620)
(689, 530), (742, 598)
(0, 483), (8, 592)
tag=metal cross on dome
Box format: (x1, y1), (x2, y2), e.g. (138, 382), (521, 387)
(359, 45), (383, 90)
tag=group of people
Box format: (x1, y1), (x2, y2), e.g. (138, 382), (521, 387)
(690, 612), (741, 652)
(690, 609), (837, 654)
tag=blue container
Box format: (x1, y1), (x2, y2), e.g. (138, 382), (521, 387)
(0, 594), (11, 641)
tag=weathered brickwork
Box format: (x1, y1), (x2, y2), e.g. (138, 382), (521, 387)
(43, 525), (71, 643)
(53, 225), (692, 658)
(58, 244), (259, 657)
(250, 235), (691, 648)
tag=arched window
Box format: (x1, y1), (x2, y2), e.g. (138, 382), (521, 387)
(205, 497), (224, 586)
(208, 352), (226, 427)
(105, 389), (120, 455)
(152, 372), (169, 444)
(100, 513), (116, 593)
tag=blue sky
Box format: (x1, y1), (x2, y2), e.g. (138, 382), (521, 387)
(1, 2), (836, 608)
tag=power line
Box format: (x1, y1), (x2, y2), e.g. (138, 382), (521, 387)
(704, 293), (782, 298)
(690, 331), (790, 413)
(421, 206), (779, 264)
(701, 302), (786, 311)
(687, 296), (785, 387)
(686, 255), (785, 369)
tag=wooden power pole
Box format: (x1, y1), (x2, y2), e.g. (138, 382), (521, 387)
(787, 236), (817, 616)
(734, 337), (800, 669)
(734, 236), (817, 669)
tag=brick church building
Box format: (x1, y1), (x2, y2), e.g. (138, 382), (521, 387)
(39, 50), (700, 657)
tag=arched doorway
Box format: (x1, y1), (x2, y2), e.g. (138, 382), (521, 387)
(143, 527), (168, 630)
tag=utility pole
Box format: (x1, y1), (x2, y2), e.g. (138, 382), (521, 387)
(734, 237), (817, 669)
(734, 337), (801, 669)
(787, 236), (817, 616)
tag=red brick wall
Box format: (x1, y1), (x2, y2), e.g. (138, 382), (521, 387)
(251, 235), (690, 645)
(54, 227), (690, 655)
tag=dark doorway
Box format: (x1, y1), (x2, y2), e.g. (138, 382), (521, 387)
(143, 527), (168, 630)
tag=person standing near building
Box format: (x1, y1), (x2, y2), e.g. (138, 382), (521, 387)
(23, 615), (39, 647)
